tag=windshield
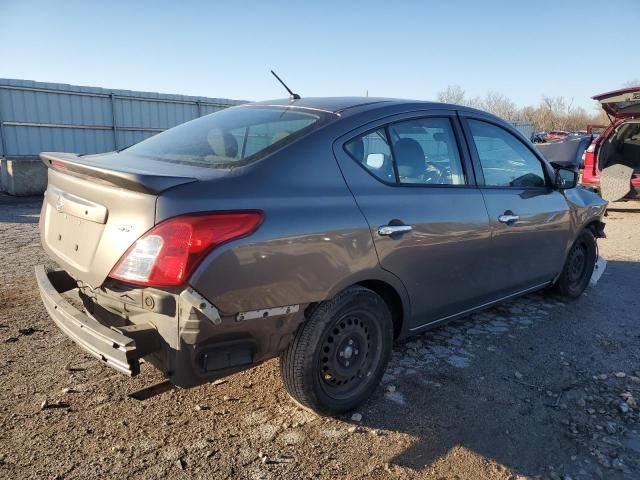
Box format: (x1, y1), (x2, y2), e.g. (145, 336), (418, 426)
(125, 106), (330, 167)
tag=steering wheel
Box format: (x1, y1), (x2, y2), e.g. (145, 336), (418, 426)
(422, 161), (443, 184)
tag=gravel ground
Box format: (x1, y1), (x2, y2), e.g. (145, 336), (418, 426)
(0, 195), (639, 480)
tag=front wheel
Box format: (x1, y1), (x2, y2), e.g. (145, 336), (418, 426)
(279, 286), (393, 415)
(551, 230), (597, 299)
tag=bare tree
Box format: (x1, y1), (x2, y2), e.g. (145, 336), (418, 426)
(436, 84), (606, 131)
(437, 85), (466, 104)
(482, 91), (518, 120)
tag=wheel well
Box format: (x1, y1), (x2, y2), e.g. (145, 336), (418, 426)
(584, 219), (606, 238)
(356, 280), (404, 339)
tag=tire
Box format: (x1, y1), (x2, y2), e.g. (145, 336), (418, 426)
(279, 286), (393, 415)
(551, 229), (597, 299)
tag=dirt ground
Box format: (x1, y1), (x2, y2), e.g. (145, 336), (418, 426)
(1, 195), (639, 480)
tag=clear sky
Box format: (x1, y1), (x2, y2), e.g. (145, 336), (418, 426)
(1, 0), (637, 111)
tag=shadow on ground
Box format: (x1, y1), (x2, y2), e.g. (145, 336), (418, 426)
(355, 259), (640, 477)
(0, 195), (41, 223)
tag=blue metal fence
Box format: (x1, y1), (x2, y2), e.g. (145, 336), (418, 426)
(0, 79), (245, 157)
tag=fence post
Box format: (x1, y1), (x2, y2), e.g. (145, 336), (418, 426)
(0, 94), (6, 157)
(110, 93), (118, 150)
(0, 121), (6, 158)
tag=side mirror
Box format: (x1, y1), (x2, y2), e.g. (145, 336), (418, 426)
(365, 153), (385, 169)
(554, 166), (578, 189)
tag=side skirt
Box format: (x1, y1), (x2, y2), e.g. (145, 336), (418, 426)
(409, 281), (552, 333)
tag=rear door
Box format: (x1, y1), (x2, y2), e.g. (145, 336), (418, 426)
(459, 113), (572, 296)
(334, 111), (493, 330)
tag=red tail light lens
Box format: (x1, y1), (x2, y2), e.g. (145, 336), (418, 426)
(109, 212), (263, 287)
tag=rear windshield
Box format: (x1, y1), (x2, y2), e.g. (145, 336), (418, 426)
(125, 106), (330, 167)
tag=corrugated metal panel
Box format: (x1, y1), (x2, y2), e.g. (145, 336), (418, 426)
(0, 78), (245, 157)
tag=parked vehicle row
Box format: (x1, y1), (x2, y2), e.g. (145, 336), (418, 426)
(532, 130), (593, 144)
(36, 97), (606, 414)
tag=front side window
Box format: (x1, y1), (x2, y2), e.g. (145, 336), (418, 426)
(468, 119), (546, 188)
(388, 118), (465, 185)
(125, 106), (328, 167)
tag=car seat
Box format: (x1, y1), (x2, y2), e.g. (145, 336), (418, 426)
(394, 138), (426, 182)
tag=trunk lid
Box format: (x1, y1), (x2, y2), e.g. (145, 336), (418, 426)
(592, 87), (640, 119)
(40, 151), (202, 287)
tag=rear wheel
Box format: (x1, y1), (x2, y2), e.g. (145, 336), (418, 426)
(551, 229), (597, 299)
(280, 286), (393, 415)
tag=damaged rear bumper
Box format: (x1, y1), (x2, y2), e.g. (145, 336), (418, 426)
(35, 265), (160, 375)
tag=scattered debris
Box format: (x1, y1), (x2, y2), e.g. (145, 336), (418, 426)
(40, 400), (69, 410)
(350, 412), (362, 422)
(18, 327), (39, 336)
(384, 391), (406, 405)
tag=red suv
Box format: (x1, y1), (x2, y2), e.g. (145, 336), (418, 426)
(581, 87), (640, 200)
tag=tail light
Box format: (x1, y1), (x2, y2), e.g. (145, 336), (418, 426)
(109, 212), (263, 287)
(586, 143), (596, 153)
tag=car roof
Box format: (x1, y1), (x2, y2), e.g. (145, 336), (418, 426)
(250, 97), (440, 114)
(246, 96), (507, 125)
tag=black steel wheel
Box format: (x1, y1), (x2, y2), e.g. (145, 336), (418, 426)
(551, 229), (597, 299)
(280, 286), (393, 415)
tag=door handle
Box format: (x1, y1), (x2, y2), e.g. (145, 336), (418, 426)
(378, 225), (413, 236)
(498, 214), (520, 224)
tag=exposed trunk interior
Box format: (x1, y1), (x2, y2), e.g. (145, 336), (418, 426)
(598, 121), (640, 172)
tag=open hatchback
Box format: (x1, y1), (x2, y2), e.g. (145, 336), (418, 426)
(581, 86), (640, 201)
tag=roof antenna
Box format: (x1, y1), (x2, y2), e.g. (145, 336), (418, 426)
(270, 70), (301, 101)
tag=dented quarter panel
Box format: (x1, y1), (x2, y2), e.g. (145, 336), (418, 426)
(156, 123), (393, 316)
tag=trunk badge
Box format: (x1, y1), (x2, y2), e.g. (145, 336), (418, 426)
(55, 196), (65, 212)
(116, 224), (134, 233)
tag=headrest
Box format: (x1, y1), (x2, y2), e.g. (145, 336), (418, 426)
(394, 138), (424, 168)
(207, 130), (239, 158)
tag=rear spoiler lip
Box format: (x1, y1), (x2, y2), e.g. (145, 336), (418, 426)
(40, 152), (198, 194)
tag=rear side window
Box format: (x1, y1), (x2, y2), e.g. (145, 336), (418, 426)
(125, 106), (328, 167)
(344, 129), (395, 182)
(345, 117), (466, 186)
(468, 119), (547, 188)
(388, 118), (465, 185)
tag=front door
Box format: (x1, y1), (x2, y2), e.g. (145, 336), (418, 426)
(334, 113), (492, 330)
(460, 115), (572, 296)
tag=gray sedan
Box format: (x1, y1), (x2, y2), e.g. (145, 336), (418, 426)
(36, 97), (606, 415)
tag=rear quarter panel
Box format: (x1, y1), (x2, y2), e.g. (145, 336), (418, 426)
(155, 124), (405, 315)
